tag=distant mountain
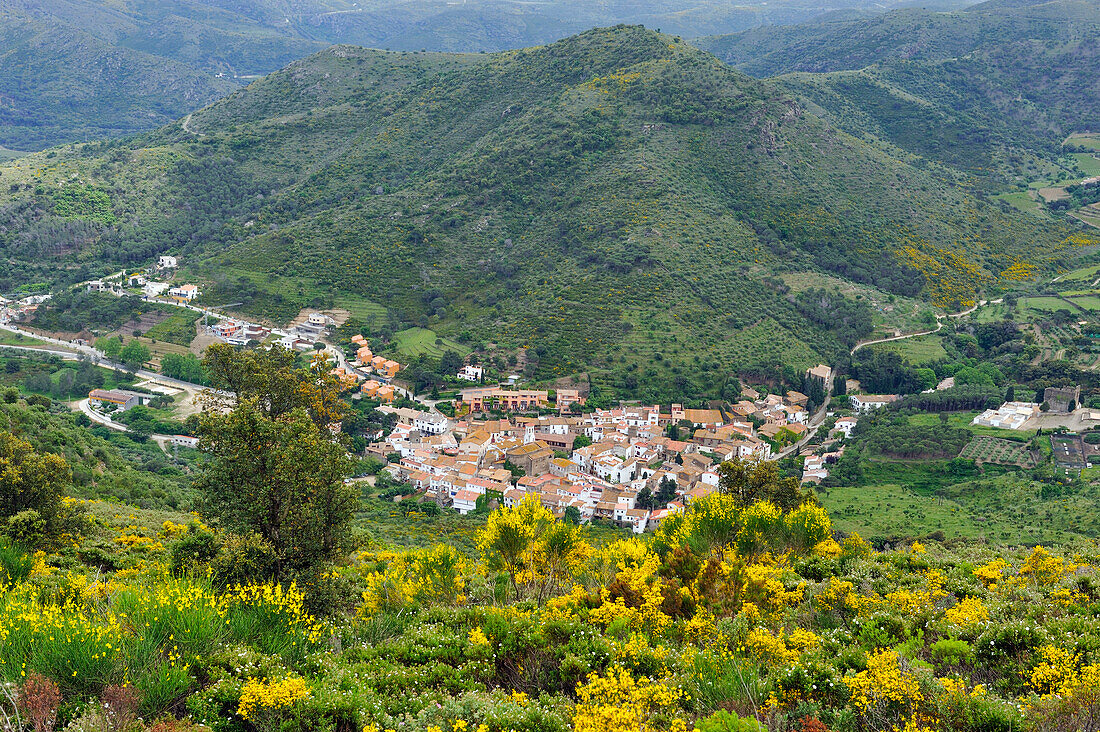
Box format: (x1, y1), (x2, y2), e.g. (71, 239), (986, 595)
(1, 27), (1085, 401)
(2, 0), (980, 150)
(695, 0), (1100, 177)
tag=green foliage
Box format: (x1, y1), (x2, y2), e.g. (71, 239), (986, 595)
(2, 26), (1077, 404)
(160, 352), (207, 384)
(119, 340), (151, 370)
(0, 538), (33, 586)
(699, 0), (1100, 178)
(717, 457), (815, 510)
(855, 411), (971, 459)
(51, 185), (115, 225)
(0, 383), (194, 508)
(695, 710), (766, 732)
(0, 430), (69, 543)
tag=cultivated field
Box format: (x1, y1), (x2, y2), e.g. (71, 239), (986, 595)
(959, 436), (1035, 467)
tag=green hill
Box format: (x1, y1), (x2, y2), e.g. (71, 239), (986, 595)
(695, 0), (1100, 178)
(2, 0), (986, 150)
(0, 26), (1091, 401)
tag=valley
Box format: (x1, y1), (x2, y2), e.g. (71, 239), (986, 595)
(3, 9), (1100, 732)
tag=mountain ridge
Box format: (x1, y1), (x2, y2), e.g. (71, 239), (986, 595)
(1, 26), (1091, 400)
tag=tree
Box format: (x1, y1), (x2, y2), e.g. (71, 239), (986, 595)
(161, 352), (207, 384)
(439, 350), (462, 376)
(119, 340), (150, 371)
(563, 505), (581, 525)
(717, 457), (814, 511)
(0, 432), (70, 543)
(573, 434), (593, 450)
(203, 344), (346, 430)
(915, 368), (938, 391)
(196, 399), (357, 580)
(477, 494), (590, 604)
(96, 336), (123, 361)
(1005, 386), (1015, 402)
(636, 485), (654, 510)
(655, 476), (678, 506)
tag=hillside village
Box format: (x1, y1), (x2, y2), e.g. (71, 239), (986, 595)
(360, 365), (897, 532)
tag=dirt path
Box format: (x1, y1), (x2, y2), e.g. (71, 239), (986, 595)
(181, 113), (203, 137)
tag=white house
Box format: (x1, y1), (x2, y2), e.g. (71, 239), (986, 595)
(414, 412), (450, 436)
(457, 365), (483, 381)
(143, 281), (171, 298)
(834, 416), (858, 438)
(802, 455), (828, 483)
(169, 435), (200, 449)
(168, 284), (200, 301)
(452, 489), (481, 515)
(158, 256), (178, 269)
(850, 394), (900, 413)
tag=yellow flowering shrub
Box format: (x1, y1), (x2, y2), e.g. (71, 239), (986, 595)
(1030, 645), (1080, 696)
(845, 649), (927, 729)
(814, 578), (860, 615)
(237, 676), (311, 721)
(589, 540), (670, 632)
(973, 559), (1007, 587)
(716, 553), (804, 617)
(784, 504), (833, 552)
(357, 545), (466, 616)
(942, 596), (989, 628)
(572, 668), (688, 732)
(1018, 546), (1075, 586)
(743, 626), (819, 667)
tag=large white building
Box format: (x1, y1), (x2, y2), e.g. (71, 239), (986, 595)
(972, 402), (1039, 430)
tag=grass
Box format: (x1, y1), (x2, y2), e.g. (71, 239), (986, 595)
(972, 301), (1012, 323)
(818, 472), (1099, 543)
(332, 295), (388, 323)
(1018, 296), (1079, 316)
(867, 334), (947, 365)
(959, 436), (1034, 466)
(1053, 262), (1100, 283)
(0, 329), (52, 347)
(1070, 152), (1100, 177)
(1066, 295), (1100, 311)
(143, 309), (201, 346)
(1066, 133), (1100, 152)
(995, 191), (1044, 216)
(392, 328), (470, 360)
(132, 337), (194, 368)
(907, 412), (1036, 440)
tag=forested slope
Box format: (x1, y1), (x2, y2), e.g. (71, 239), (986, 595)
(695, 0), (1100, 176)
(0, 26), (1091, 399)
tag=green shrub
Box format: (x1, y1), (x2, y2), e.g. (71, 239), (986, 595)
(5, 509), (46, 549)
(931, 638), (974, 666)
(0, 538), (33, 585)
(135, 663), (194, 717)
(694, 709), (767, 732)
(210, 533), (277, 587)
(169, 525), (221, 576)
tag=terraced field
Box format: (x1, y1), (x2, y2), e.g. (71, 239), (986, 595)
(959, 436), (1035, 467)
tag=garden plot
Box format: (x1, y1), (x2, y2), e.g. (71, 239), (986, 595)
(959, 436), (1035, 467)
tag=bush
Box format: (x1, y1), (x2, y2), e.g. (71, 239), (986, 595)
(694, 710), (766, 731)
(931, 638), (974, 666)
(169, 525), (221, 576)
(210, 533), (277, 587)
(4, 509), (46, 549)
(0, 538), (33, 585)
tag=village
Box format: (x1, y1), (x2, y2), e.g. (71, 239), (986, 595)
(343, 364), (905, 533)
